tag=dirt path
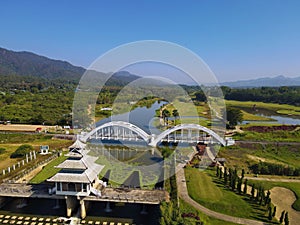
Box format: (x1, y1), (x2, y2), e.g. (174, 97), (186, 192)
(245, 177), (300, 183)
(270, 187), (300, 225)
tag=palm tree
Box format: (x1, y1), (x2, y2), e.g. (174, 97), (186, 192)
(172, 109), (179, 125)
(162, 109), (171, 126)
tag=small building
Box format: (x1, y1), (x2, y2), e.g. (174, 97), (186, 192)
(47, 140), (104, 197)
(40, 145), (49, 155)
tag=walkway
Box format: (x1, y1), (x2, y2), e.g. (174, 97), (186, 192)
(176, 166), (268, 225)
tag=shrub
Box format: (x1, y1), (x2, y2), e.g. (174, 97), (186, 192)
(10, 144), (34, 158)
(0, 147), (5, 154)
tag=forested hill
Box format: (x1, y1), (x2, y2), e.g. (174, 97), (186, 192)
(0, 47), (85, 80)
(0, 47), (140, 90)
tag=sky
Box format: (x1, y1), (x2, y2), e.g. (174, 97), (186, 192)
(0, 0), (300, 82)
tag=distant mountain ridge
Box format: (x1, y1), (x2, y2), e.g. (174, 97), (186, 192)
(0, 47), (85, 80)
(0, 47), (139, 84)
(222, 75), (300, 87)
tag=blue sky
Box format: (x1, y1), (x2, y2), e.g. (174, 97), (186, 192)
(0, 0), (300, 82)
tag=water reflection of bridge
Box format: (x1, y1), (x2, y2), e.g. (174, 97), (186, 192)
(81, 121), (232, 146)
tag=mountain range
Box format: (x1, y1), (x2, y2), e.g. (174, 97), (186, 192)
(0, 47), (139, 85)
(221, 75), (300, 87)
(1, 47), (299, 87)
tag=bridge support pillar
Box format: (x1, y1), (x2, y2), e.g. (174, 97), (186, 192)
(66, 196), (77, 217)
(104, 202), (112, 212)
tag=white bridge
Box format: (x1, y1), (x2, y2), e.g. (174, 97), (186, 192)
(80, 121), (233, 147)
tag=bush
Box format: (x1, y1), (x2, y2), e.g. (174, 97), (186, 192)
(0, 147), (5, 154)
(10, 144), (34, 158)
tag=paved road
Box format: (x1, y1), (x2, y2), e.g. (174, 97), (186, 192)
(176, 165), (268, 225)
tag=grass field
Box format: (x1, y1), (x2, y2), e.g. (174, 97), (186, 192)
(0, 133), (72, 170)
(218, 143), (300, 172)
(233, 127), (300, 142)
(164, 99), (209, 117)
(185, 167), (252, 218)
(184, 167), (276, 222)
(179, 199), (240, 225)
(240, 110), (274, 121)
(29, 154), (68, 184)
(226, 100), (300, 117)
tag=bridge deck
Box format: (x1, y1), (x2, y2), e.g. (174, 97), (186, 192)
(0, 183), (166, 204)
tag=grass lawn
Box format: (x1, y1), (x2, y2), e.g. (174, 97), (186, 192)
(247, 180), (300, 211)
(240, 110), (274, 121)
(184, 167), (274, 222)
(29, 154), (68, 184)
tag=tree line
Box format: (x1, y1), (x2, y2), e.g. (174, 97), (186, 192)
(182, 85), (300, 106)
(249, 161), (300, 176)
(216, 167), (290, 224)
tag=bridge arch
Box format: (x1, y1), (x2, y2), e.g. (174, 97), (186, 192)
(81, 121), (150, 143)
(149, 124), (226, 146)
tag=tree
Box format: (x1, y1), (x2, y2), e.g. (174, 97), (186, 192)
(268, 207), (273, 221)
(284, 212), (289, 225)
(251, 185), (255, 200)
(224, 167), (228, 185)
(10, 144), (34, 158)
(265, 190), (271, 206)
(226, 107), (243, 127)
(280, 210), (285, 224)
(272, 206), (277, 218)
(194, 91), (206, 102)
(241, 168), (245, 179)
(237, 177), (242, 194)
(162, 109), (171, 126)
(172, 109), (179, 125)
(243, 179), (248, 195)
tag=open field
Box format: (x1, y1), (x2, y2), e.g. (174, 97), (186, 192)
(232, 126), (300, 142)
(0, 124), (57, 132)
(0, 133), (72, 170)
(164, 99), (209, 117)
(226, 100), (300, 117)
(218, 143), (300, 172)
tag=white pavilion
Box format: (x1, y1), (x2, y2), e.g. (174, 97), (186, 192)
(47, 139), (104, 196)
